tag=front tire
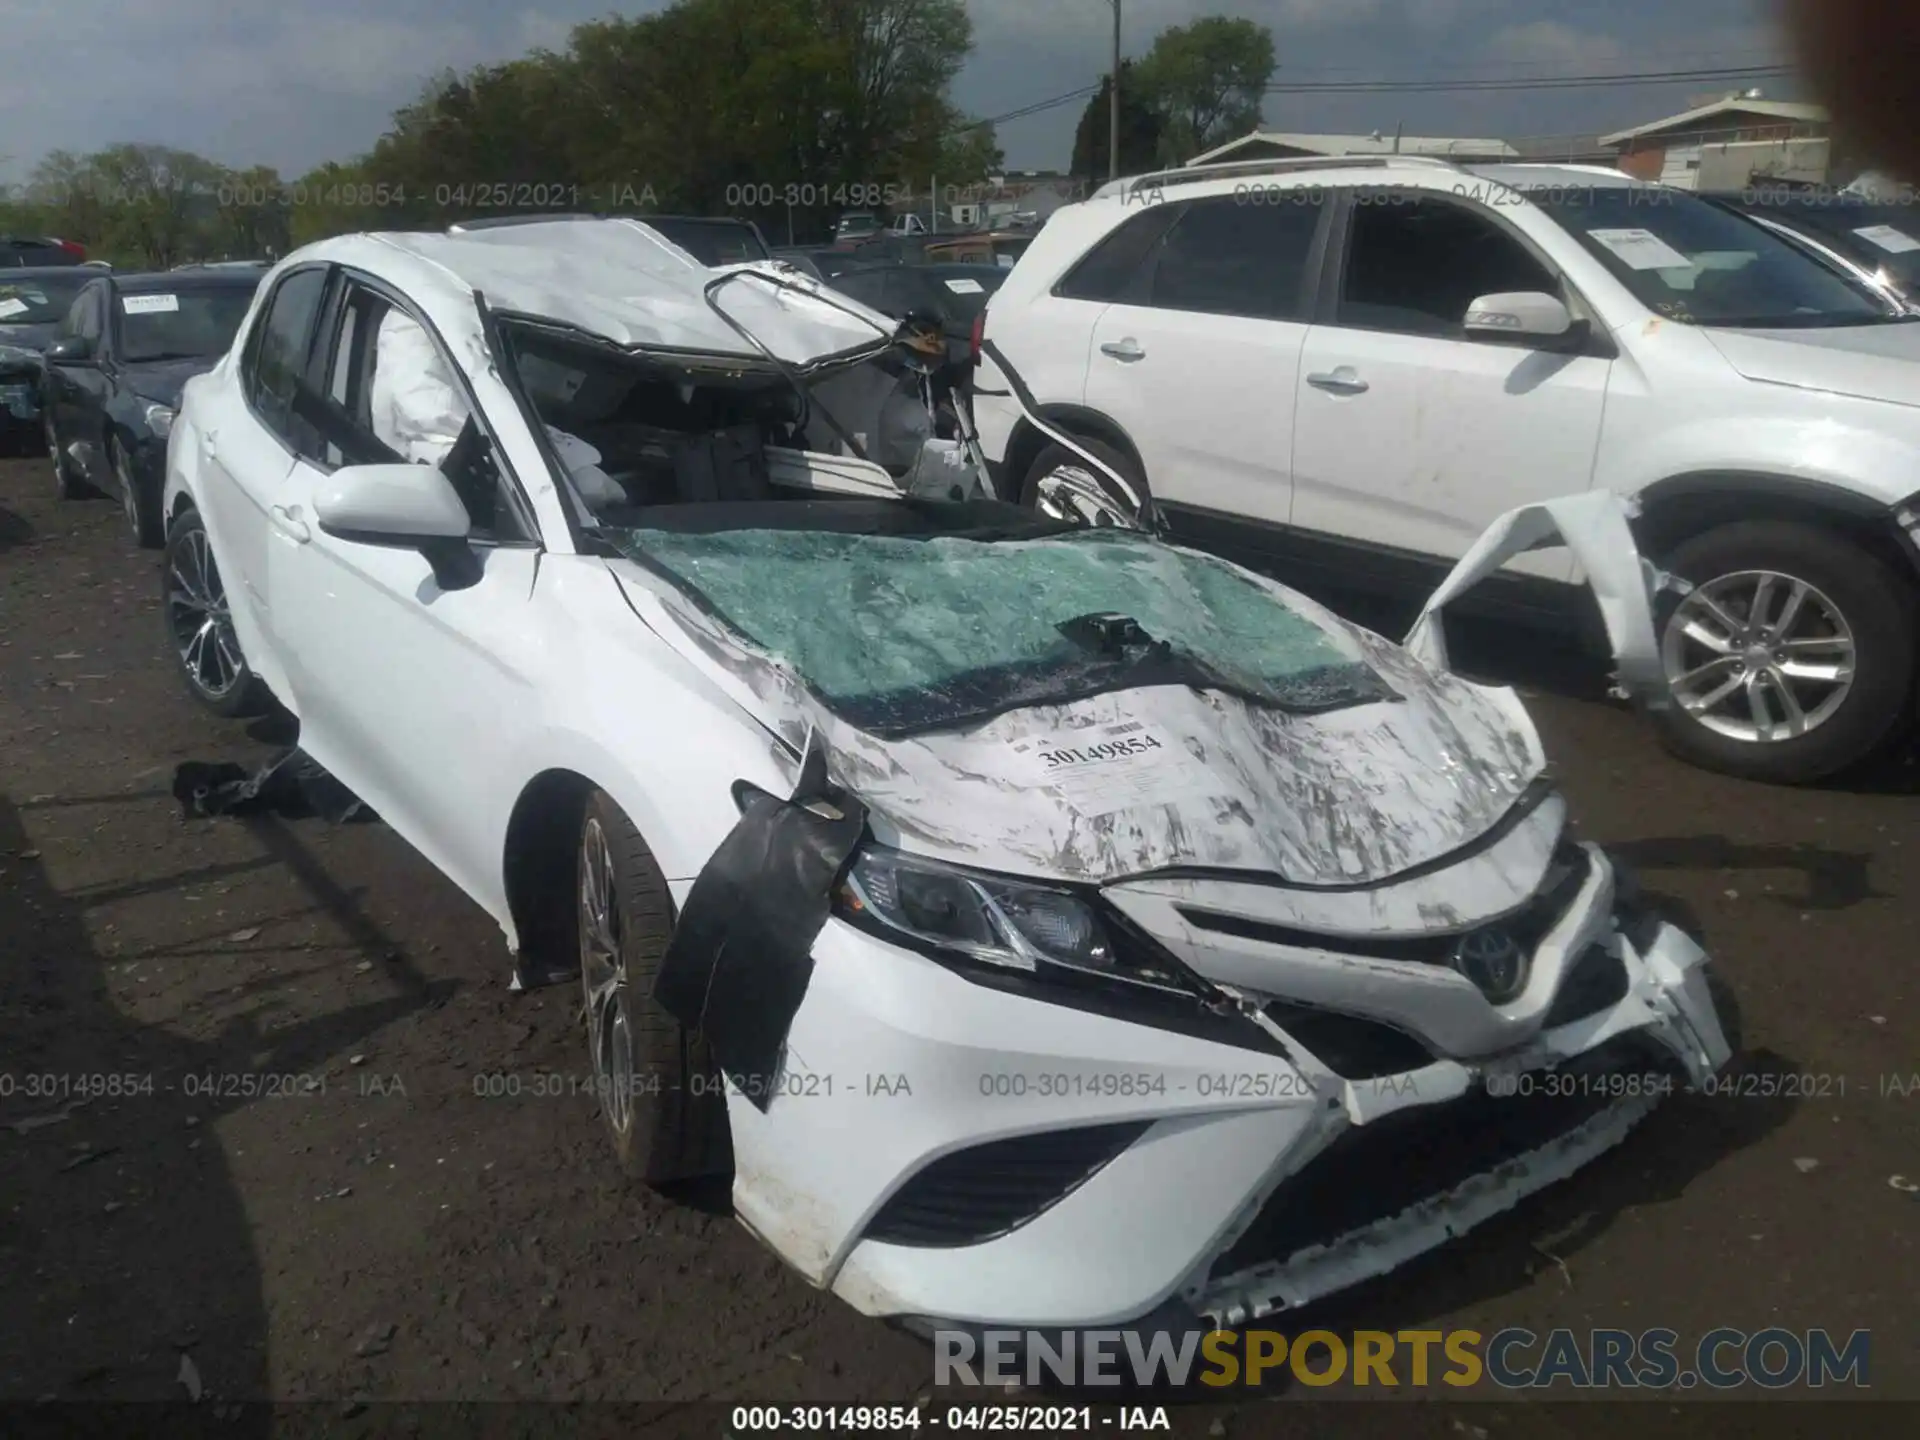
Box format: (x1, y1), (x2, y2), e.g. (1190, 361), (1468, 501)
(577, 790), (731, 1186)
(110, 433), (162, 548)
(1654, 521), (1916, 783)
(47, 412), (86, 500)
(1018, 437), (1149, 528)
(162, 507), (265, 718)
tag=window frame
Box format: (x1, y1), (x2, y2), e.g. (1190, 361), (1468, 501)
(1132, 191), (1334, 323)
(1049, 203), (1187, 305)
(240, 262), (333, 458)
(301, 267), (541, 548)
(1315, 186), (1616, 357)
(1320, 186), (1620, 355)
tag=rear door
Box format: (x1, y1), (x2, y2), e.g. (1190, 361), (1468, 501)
(1290, 189), (1612, 581)
(1082, 191), (1330, 528)
(191, 264), (330, 669)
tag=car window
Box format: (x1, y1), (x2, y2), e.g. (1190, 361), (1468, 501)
(114, 286), (258, 363)
(313, 286), (525, 543)
(1338, 197), (1559, 338)
(1145, 195), (1324, 321)
(1054, 206), (1186, 303)
(0, 273), (89, 327)
(1535, 188), (1894, 328)
(245, 267), (329, 454)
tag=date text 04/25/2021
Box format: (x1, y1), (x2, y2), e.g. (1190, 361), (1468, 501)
(726, 1405), (1173, 1434)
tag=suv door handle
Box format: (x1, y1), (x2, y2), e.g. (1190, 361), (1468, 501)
(202, 428), (218, 459)
(270, 504), (311, 544)
(1307, 368), (1369, 395)
(1100, 338), (1146, 362)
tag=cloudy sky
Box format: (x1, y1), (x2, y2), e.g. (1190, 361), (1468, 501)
(1, 0), (1795, 186)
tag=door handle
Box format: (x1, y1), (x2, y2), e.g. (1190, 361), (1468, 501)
(202, 428), (218, 459)
(1100, 338), (1146, 362)
(1307, 368), (1369, 395)
(270, 504), (311, 544)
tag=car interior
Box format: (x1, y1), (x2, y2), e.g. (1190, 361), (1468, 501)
(494, 320), (940, 527)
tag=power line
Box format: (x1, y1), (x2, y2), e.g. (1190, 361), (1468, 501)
(1262, 64), (1794, 96)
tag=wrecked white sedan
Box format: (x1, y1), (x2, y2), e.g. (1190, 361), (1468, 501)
(161, 217), (1731, 1335)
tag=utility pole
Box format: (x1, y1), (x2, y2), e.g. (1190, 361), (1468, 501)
(1108, 0), (1122, 180)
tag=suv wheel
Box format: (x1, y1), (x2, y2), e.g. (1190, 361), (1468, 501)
(1019, 438), (1148, 528)
(162, 508), (265, 717)
(1654, 520), (1916, 783)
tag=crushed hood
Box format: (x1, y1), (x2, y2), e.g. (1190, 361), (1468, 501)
(604, 526), (1547, 887)
(1705, 320), (1920, 409)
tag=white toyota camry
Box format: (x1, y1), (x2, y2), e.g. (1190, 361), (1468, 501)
(161, 217), (1732, 1337)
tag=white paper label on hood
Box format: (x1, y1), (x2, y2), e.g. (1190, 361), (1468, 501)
(1586, 228), (1692, 271)
(0, 298), (28, 319)
(122, 293), (180, 315)
(1005, 722), (1223, 816)
(944, 278), (985, 294)
(1853, 223), (1920, 254)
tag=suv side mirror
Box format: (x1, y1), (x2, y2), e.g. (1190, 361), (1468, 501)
(312, 462), (482, 592)
(45, 335), (95, 365)
(1464, 291), (1575, 342)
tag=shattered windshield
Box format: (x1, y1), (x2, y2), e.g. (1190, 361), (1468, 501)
(608, 523), (1397, 737)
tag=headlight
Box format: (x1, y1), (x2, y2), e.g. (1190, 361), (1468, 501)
(836, 845), (1198, 996)
(143, 402), (175, 437)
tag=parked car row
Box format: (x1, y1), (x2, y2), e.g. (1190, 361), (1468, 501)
(972, 156), (1920, 786)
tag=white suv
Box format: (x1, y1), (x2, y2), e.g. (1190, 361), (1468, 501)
(973, 157), (1920, 785)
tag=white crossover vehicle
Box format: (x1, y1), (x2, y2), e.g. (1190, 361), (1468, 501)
(161, 218), (1731, 1336)
(974, 158), (1920, 786)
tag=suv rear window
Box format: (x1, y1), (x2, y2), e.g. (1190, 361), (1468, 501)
(1146, 195), (1324, 321)
(1055, 207), (1183, 302)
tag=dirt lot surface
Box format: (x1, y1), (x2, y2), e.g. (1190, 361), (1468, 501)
(1, 454), (1914, 1435)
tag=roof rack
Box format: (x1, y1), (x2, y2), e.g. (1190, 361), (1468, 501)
(1091, 153), (1463, 202)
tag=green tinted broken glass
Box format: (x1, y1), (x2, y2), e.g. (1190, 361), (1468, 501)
(611, 526), (1392, 733)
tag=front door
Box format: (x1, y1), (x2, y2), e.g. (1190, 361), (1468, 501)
(1082, 192), (1329, 528)
(266, 280), (546, 910)
(1290, 191), (1612, 582)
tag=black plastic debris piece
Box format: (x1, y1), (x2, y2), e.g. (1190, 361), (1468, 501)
(172, 748), (369, 824)
(652, 734), (865, 1112)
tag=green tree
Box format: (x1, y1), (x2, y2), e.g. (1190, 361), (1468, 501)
(210, 164), (290, 259)
(1136, 15), (1275, 164)
(1071, 62), (1163, 180)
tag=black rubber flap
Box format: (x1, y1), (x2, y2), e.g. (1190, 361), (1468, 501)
(652, 735), (865, 1111)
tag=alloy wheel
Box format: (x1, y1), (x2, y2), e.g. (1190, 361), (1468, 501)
(165, 526), (244, 699)
(112, 443), (141, 535)
(579, 817), (636, 1139)
(1661, 569), (1856, 743)
(1032, 463), (1140, 528)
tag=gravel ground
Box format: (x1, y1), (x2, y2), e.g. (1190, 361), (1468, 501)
(0, 453), (1912, 1434)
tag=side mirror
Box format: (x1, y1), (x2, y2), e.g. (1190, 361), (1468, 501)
(45, 335), (95, 365)
(1463, 291), (1575, 342)
(312, 462), (482, 592)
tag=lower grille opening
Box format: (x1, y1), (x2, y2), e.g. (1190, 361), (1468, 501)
(1264, 1002), (1434, 1079)
(863, 1121), (1151, 1249)
(1544, 943), (1630, 1027)
(1209, 1036), (1676, 1279)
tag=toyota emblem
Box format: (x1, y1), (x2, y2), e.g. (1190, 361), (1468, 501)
(1451, 927), (1527, 1002)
